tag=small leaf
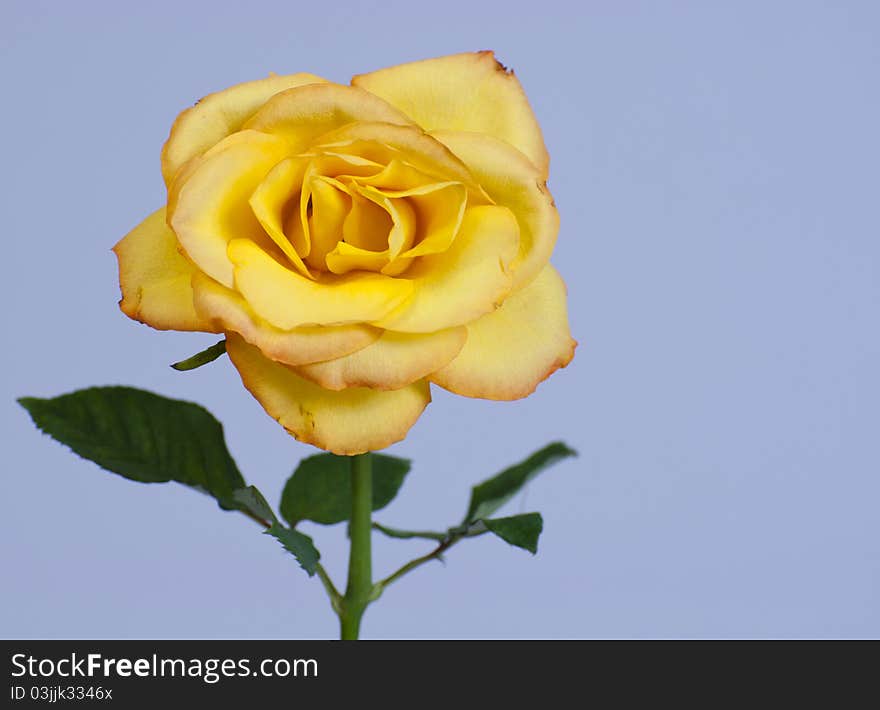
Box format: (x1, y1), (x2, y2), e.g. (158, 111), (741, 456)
(465, 442), (576, 523)
(280, 453), (410, 526)
(170, 339), (227, 371)
(18, 386), (244, 509)
(484, 513), (543, 554)
(264, 523), (320, 576)
(232, 486), (277, 525)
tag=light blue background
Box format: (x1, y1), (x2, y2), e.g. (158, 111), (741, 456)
(2, 1), (878, 639)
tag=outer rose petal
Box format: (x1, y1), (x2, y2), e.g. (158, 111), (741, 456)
(226, 334), (431, 455)
(431, 130), (559, 290)
(374, 205), (519, 333)
(430, 265), (576, 400)
(113, 207), (217, 333)
(228, 238), (414, 329)
(161, 72), (327, 187)
(191, 273), (380, 366)
(296, 327), (467, 391)
(352, 51), (550, 177)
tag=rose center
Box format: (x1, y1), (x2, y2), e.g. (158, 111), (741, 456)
(250, 145), (468, 280)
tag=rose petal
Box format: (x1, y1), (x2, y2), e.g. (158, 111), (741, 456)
(228, 238), (414, 328)
(113, 207), (217, 332)
(325, 241), (390, 275)
(226, 334), (431, 455)
(358, 185), (416, 259)
(162, 72), (326, 187)
(322, 183), (420, 275)
(354, 159), (434, 191)
(168, 130), (291, 287)
(303, 174), (353, 272)
(313, 122), (483, 193)
(352, 51), (549, 177)
(340, 188), (393, 252)
(192, 273), (380, 366)
(431, 130), (559, 290)
(307, 152), (384, 178)
(297, 327), (466, 391)
(244, 83), (413, 152)
(430, 265), (576, 400)
(248, 156), (312, 277)
(391, 182), (467, 260)
(374, 205), (519, 333)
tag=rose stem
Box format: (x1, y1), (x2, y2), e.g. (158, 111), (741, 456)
(340, 452), (373, 640)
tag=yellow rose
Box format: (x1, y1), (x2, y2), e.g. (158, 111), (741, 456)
(114, 52), (576, 455)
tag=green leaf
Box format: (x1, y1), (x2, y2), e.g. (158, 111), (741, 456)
(232, 485), (277, 525)
(465, 442), (577, 523)
(264, 523), (320, 576)
(170, 339), (227, 371)
(18, 386), (244, 509)
(280, 453), (410, 526)
(484, 513), (543, 554)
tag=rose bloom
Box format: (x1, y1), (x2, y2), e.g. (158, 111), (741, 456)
(114, 52), (576, 454)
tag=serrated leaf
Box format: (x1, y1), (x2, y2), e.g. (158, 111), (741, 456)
(232, 485), (277, 525)
(170, 339), (227, 371)
(484, 513), (543, 554)
(18, 386), (244, 509)
(280, 453), (410, 526)
(465, 442), (576, 523)
(264, 523), (320, 576)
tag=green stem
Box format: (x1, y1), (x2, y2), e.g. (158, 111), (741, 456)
(340, 453), (373, 640)
(372, 521), (447, 541)
(370, 522), (490, 600)
(375, 537), (458, 592)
